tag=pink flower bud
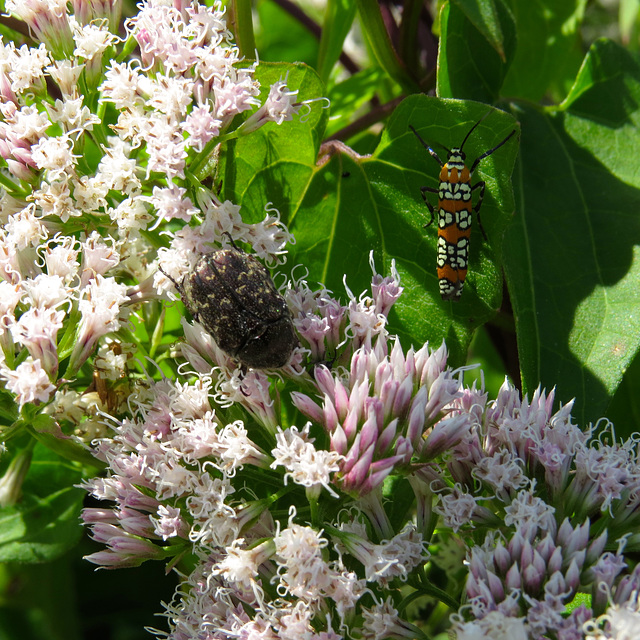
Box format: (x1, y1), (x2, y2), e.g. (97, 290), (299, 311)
(377, 419), (398, 454)
(323, 394), (339, 434)
(505, 563), (522, 590)
(341, 442), (374, 491)
(333, 379), (349, 421)
(291, 392), (323, 424)
(330, 423), (348, 455)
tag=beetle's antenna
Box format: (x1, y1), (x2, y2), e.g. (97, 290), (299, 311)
(409, 124), (448, 167)
(158, 264), (182, 291)
(459, 110), (493, 152)
(470, 129), (517, 174)
(222, 231), (240, 250)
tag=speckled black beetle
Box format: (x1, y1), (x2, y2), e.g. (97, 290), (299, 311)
(161, 246), (297, 369)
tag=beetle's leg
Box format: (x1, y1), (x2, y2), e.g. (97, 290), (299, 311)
(420, 186), (439, 228)
(471, 181), (488, 241)
(222, 231), (240, 250)
(158, 264), (185, 294)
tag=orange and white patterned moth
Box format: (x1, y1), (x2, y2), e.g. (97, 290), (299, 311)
(410, 116), (515, 301)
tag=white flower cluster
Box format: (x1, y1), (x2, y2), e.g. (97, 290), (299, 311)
(0, 0), (303, 417)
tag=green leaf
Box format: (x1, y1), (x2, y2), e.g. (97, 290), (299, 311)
(325, 67), (388, 139)
(56, 305), (81, 361)
(354, 0), (419, 92)
(503, 40), (640, 425)
(451, 0), (506, 60)
(0, 388), (18, 424)
(219, 61), (328, 223)
(606, 349), (640, 440)
(0, 444), (85, 563)
(365, 96), (518, 362)
(0, 487), (84, 562)
(502, 0), (587, 102)
(25, 414), (102, 467)
(255, 0), (319, 66)
(0, 557), (83, 640)
(316, 0), (357, 84)
(620, 0), (640, 48)
(223, 89), (518, 365)
(437, 0), (516, 102)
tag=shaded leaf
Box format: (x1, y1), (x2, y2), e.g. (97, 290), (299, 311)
(606, 349), (640, 440)
(502, 0), (587, 102)
(451, 0), (506, 60)
(354, 0), (419, 92)
(503, 40), (640, 425)
(437, 0), (516, 102)
(0, 445), (85, 563)
(317, 0), (357, 84)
